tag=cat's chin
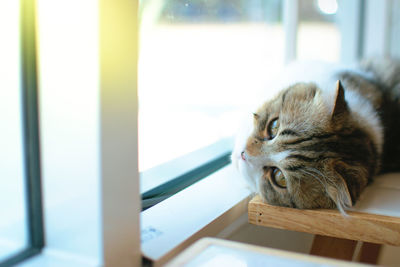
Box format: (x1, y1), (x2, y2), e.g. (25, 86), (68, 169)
(234, 155), (263, 194)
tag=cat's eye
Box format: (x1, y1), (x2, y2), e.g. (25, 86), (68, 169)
(271, 168), (286, 188)
(267, 118), (279, 139)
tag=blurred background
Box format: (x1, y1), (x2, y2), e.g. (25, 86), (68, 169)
(138, 0), (400, 173)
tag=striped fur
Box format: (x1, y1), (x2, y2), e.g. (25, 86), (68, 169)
(233, 58), (400, 212)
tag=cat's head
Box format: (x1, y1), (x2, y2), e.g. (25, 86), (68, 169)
(233, 81), (375, 212)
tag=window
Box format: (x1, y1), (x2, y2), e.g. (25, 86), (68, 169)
(140, 1), (400, 263)
(138, 0), (354, 209)
(139, 0), (286, 208)
(297, 0), (341, 61)
(139, 0), (400, 210)
(0, 0), (43, 266)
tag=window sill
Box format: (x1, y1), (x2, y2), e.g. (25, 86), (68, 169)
(18, 249), (99, 267)
(17, 164), (250, 267)
(141, 164), (252, 266)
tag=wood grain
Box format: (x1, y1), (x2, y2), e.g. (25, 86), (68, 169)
(310, 235), (357, 260)
(248, 195), (400, 246)
(358, 242), (382, 264)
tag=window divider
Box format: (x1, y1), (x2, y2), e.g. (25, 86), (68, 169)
(141, 152), (232, 210)
(283, 0), (299, 64)
(2, 0), (44, 265)
(362, 0), (390, 57)
(338, 0), (365, 63)
(20, 0), (44, 251)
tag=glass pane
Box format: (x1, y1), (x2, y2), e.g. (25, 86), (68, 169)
(0, 0), (29, 261)
(297, 0), (340, 61)
(139, 0), (285, 173)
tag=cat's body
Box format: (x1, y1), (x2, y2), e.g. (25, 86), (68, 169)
(232, 58), (400, 212)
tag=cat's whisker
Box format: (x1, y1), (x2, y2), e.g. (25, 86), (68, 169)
(302, 167), (350, 215)
(307, 167), (335, 185)
(298, 168), (325, 191)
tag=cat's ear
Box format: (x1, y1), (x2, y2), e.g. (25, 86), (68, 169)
(325, 171), (352, 214)
(331, 80), (348, 120)
(253, 113), (259, 120)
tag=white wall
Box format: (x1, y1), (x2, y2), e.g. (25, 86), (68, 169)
(221, 214), (400, 266)
(220, 214), (314, 255)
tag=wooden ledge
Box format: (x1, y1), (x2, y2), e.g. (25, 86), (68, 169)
(248, 195), (400, 246)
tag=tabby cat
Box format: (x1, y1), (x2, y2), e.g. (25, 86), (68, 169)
(232, 58), (400, 213)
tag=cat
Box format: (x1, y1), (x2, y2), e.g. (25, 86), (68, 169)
(232, 58), (400, 214)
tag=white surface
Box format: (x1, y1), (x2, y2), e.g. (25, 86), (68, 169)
(20, 249), (99, 267)
(186, 245), (324, 267)
(141, 164), (251, 261)
(353, 173), (400, 217)
(226, 219), (314, 255)
(167, 238), (367, 267)
(0, 0), (28, 261)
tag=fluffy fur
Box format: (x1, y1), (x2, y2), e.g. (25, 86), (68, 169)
(232, 58), (400, 213)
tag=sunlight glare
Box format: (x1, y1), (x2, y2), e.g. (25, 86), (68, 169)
(317, 0), (338, 15)
(201, 254), (247, 267)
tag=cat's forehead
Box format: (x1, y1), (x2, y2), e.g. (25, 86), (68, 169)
(282, 83), (318, 102)
(254, 83), (321, 118)
(252, 83), (331, 134)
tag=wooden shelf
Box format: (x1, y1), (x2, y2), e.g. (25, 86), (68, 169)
(248, 195), (400, 246)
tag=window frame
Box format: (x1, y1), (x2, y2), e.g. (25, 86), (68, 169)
(1, 0), (44, 266)
(3, 0), (141, 266)
(141, 138), (233, 210)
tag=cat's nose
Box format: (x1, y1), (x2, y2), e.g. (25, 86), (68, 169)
(241, 151), (246, 161)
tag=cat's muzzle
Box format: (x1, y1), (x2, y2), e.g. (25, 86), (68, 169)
(241, 151), (246, 161)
